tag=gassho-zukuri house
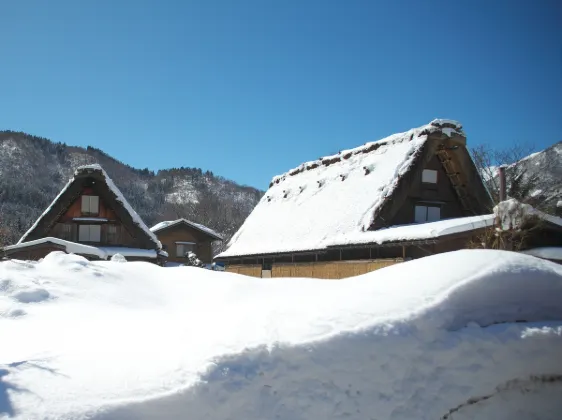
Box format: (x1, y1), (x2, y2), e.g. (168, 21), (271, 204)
(3, 164), (168, 264)
(215, 119), (495, 278)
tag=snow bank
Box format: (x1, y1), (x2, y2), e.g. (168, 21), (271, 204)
(521, 247), (562, 261)
(1, 250), (562, 419)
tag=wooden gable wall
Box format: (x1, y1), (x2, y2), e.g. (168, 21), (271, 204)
(45, 186), (144, 248)
(390, 154), (466, 226)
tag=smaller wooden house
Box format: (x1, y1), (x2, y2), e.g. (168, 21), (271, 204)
(3, 164), (167, 263)
(150, 219), (222, 264)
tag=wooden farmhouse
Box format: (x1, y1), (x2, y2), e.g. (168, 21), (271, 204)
(150, 219), (223, 264)
(215, 119), (495, 278)
(3, 164), (167, 264)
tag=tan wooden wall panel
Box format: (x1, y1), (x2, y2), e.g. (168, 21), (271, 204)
(227, 259), (402, 279)
(273, 259), (402, 279)
(226, 264), (262, 277)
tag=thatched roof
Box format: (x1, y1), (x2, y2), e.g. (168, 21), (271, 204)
(218, 120), (491, 259)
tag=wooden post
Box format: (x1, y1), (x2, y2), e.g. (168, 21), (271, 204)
(498, 165), (507, 202)
(402, 245), (406, 260)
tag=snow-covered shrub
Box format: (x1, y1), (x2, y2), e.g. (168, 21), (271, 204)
(185, 251), (204, 267)
(470, 199), (546, 251)
(110, 253), (127, 263)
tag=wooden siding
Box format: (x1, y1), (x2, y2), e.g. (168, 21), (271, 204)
(390, 155), (466, 226)
(155, 224), (214, 263)
(271, 259), (402, 279)
(226, 264), (262, 277)
(42, 188), (146, 248)
(226, 259), (402, 279)
(58, 187), (118, 221)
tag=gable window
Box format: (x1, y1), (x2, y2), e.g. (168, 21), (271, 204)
(81, 195), (100, 216)
(79, 225), (101, 242)
(60, 224), (73, 241)
(106, 225), (118, 243)
(422, 169), (438, 184)
(176, 242), (195, 257)
(415, 205), (441, 223)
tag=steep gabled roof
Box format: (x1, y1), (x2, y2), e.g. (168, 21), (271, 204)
(217, 120), (490, 259)
(18, 164), (162, 249)
(150, 219), (223, 241)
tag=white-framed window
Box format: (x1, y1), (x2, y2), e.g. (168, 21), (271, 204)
(81, 195), (100, 216)
(78, 225), (101, 242)
(415, 205), (441, 223)
(422, 169), (438, 184)
(176, 242), (195, 257)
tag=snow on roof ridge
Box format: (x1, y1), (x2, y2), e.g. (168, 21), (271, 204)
(75, 163), (104, 173)
(270, 120), (464, 187)
(429, 119), (463, 129)
(150, 218), (223, 240)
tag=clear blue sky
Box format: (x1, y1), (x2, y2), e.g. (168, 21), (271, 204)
(1, 0), (561, 189)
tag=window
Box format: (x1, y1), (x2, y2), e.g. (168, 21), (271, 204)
(106, 225), (118, 243)
(60, 224), (72, 241)
(79, 225), (101, 242)
(176, 242), (195, 257)
(415, 205), (441, 223)
(81, 195), (99, 216)
(422, 169), (438, 184)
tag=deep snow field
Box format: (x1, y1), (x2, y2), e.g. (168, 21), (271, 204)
(1, 250), (562, 420)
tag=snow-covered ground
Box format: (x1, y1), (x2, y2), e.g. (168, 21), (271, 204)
(1, 250), (562, 420)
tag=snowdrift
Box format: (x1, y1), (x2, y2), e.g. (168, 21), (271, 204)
(1, 250), (562, 419)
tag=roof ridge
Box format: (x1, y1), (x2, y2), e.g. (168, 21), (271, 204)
(269, 120), (464, 188)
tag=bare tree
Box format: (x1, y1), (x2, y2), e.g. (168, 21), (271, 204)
(471, 142), (550, 210)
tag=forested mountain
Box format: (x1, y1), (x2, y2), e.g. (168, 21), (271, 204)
(0, 131), (263, 249)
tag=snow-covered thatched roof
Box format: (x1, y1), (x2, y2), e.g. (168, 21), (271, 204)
(150, 219), (223, 241)
(18, 164), (162, 249)
(218, 120), (469, 258)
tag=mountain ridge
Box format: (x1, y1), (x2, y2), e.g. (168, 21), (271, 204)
(0, 130), (263, 248)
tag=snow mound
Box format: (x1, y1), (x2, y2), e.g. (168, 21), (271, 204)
(1, 250), (562, 419)
(521, 247), (562, 261)
(10, 288), (50, 304)
(110, 254), (127, 263)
